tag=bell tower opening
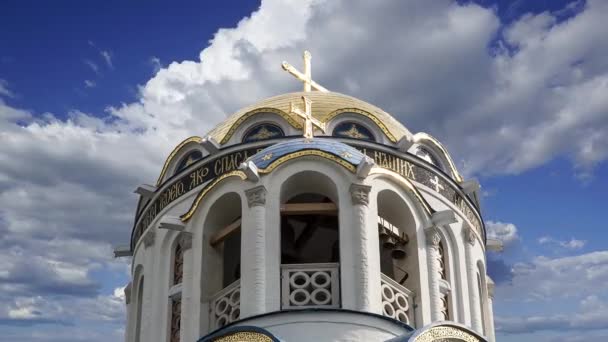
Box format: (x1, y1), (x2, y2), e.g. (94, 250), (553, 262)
(280, 193), (339, 264)
(279, 171), (341, 309)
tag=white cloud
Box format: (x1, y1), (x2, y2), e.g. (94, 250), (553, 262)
(1, 0), (608, 340)
(149, 56), (162, 74)
(84, 80), (96, 88)
(497, 295), (608, 334)
(539, 236), (586, 250)
(88, 40), (113, 69)
(84, 60), (100, 75)
(497, 251), (608, 301)
(486, 221), (520, 246)
(0, 79), (14, 98)
(101, 50), (113, 69)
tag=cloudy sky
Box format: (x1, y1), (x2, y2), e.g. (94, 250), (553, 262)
(1, 0), (607, 341)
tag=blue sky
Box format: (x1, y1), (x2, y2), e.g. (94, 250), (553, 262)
(1, 0), (607, 341)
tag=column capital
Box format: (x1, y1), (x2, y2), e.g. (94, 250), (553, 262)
(463, 225), (477, 246)
(179, 232), (193, 250)
(143, 229), (155, 248)
(245, 185), (267, 208)
(349, 183), (372, 206)
(425, 226), (441, 247)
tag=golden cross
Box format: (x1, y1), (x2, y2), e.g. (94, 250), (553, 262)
(290, 96), (325, 139)
(282, 50), (329, 92)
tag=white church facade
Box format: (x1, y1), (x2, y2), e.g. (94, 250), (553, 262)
(117, 52), (496, 342)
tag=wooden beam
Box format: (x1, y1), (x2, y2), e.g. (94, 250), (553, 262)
(210, 218), (242, 247)
(280, 203), (338, 216)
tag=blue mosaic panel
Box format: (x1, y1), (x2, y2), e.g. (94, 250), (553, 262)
(175, 150), (203, 174)
(332, 121), (375, 141)
(242, 123), (285, 143)
(249, 138), (365, 170)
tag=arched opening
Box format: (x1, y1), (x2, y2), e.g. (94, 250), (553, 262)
(332, 121), (376, 141)
(134, 275), (144, 342)
(203, 192), (242, 329)
(477, 261), (489, 335)
(377, 190), (417, 289)
(242, 122), (285, 143)
(175, 150), (203, 174)
(279, 171), (340, 309)
(377, 189), (418, 325)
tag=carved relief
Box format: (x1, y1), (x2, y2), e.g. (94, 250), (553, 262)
(245, 185), (267, 208)
(349, 183), (371, 206)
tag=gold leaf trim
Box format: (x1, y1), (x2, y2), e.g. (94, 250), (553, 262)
(180, 170), (246, 222)
(156, 136), (203, 186)
(323, 108), (397, 142)
(213, 332), (273, 342)
(413, 132), (464, 182)
(369, 168), (433, 215)
(414, 326), (481, 342)
(258, 150), (356, 174)
(220, 108), (302, 144)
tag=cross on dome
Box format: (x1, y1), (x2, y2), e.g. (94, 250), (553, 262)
(281, 50), (329, 93)
(290, 96), (325, 139)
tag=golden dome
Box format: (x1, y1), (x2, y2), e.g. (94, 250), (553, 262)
(206, 91), (413, 144)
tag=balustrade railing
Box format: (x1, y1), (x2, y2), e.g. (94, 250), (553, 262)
(381, 273), (415, 326)
(210, 280), (241, 328)
(281, 263), (340, 309)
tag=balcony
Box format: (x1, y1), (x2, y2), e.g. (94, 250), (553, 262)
(281, 263), (340, 309)
(210, 279), (241, 328)
(381, 273), (415, 326)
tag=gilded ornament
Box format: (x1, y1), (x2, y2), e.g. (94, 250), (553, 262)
(262, 153), (273, 161)
(338, 124), (370, 139)
(258, 150), (356, 174)
(247, 126), (280, 141)
(414, 326), (480, 342)
(213, 332), (273, 342)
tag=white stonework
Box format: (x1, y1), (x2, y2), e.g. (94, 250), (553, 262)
(122, 88), (494, 341)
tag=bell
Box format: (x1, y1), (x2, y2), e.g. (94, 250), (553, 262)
(379, 228), (390, 241)
(391, 246), (407, 260)
(383, 236), (396, 249)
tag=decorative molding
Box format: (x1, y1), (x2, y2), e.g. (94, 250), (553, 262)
(134, 184), (157, 199)
(349, 183), (371, 206)
(200, 136), (220, 154)
(431, 210), (457, 227)
(159, 216), (185, 231)
(239, 160), (260, 182)
(155, 136), (203, 186)
(356, 156), (375, 179)
(487, 276), (495, 299)
(124, 282), (132, 304)
(245, 185), (267, 208)
(179, 232), (193, 250)
(143, 229), (155, 248)
(414, 325), (481, 342)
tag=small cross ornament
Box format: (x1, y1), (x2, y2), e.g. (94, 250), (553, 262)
(430, 175), (445, 193)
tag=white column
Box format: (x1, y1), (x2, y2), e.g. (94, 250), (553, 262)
(141, 230), (155, 342)
(179, 232), (193, 342)
(123, 282), (132, 342)
(464, 226), (482, 332)
(348, 183), (377, 312)
(486, 277), (496, 342)
(241, 185), (267, 317)
(425, 226), (442, 322)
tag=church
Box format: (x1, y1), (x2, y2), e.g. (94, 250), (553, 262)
(116, 51), (496, 342)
